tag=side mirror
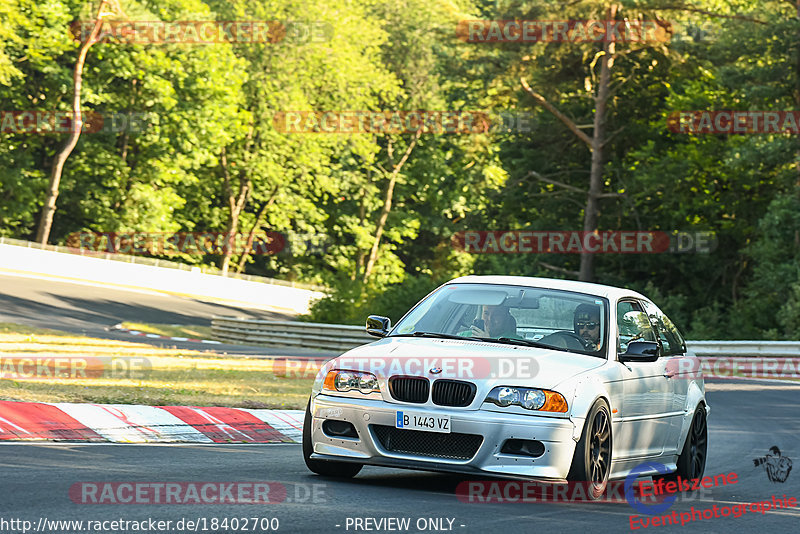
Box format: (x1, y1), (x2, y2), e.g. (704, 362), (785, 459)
(619, 340), (660, 363)
(366, 315), (391, 338)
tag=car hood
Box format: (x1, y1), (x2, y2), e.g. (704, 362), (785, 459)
(330, 336), (605, 391)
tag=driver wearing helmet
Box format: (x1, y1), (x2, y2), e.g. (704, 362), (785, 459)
(574, 303), (602, 351)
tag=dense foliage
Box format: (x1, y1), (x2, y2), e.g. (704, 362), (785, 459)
(1, 0), (798, 339)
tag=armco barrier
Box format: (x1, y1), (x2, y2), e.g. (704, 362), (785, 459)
(211, 317), (374, 351)
(685, 341), (800, 357)
(211, 317), (800, 357)
(0, 237), (325, 314)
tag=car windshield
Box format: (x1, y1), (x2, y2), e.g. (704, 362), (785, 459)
(390, 283), (609, 358)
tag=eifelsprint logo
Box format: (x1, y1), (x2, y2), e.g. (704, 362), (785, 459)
(624, 461), (735, 517)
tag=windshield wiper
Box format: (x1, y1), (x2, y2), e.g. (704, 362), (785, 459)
(391, 331), (485, 342)
(494, 337), (552, 349)
(494, 337), (590, 355)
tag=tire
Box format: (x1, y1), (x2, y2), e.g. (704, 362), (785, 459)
(302, 398), (363, 478)
(567, 399), (612, 500)
(663, 404), (707, 483)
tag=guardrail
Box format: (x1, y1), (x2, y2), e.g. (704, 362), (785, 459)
(686, 341), (800, 357)
(212, 317), (800, 356)
(211, 317), (374, 351)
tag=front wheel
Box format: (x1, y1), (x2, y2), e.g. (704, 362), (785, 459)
(302, 399), (363, 478)
(567, 399), (612, 500)
(667, 404), (708, 482)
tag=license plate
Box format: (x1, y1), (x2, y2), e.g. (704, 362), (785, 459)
(395, 411), (450, 433)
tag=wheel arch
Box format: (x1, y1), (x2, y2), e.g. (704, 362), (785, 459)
(566, 375), (613, 443)
(677, 382), (709, 450)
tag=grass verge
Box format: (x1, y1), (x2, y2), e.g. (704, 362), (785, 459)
(119, 322), (215, 340)
(0, 322), (317, 409)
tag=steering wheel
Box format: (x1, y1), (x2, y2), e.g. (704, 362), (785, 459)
(538, 331), (590, 351)
(453, 318), (474, 332)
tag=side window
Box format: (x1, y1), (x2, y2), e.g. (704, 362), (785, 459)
(617, 300), (656, 353)
(661, 314), (686, 354)
(643, 301), (685, 356)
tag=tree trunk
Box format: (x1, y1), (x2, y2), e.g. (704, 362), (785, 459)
(520, 4), (620, 283)
(362, 131), (421, 282)
(234, 188), (279, 273)
(579, 5), (616, 282)
(36, 1), (109, 244)
(796, 0), (800, 186)
(220, 147), (250, 275)
(352, 186), (368, 281)
(362, 175), (397, 283)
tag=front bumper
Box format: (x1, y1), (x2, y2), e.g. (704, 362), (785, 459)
(309, 394), (578, 480)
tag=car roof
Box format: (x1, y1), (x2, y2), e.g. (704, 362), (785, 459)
(446, 275), (650, 302)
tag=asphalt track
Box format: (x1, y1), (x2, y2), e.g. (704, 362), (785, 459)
(1, 275), (799, 533)
(0, 381), (798, 533)
(0, 272), (336, 358)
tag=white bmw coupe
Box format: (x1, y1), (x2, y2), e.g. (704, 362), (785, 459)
(303, 276), (709, 499)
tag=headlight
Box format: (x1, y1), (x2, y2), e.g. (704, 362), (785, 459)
(485, 386), (568, 412)
(522, 389), (546, 410)
(334, 371), (355, 391)
(497, 387), (520, 407)
(358, 374), (378, 394)
(324, 370), (380, 395)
